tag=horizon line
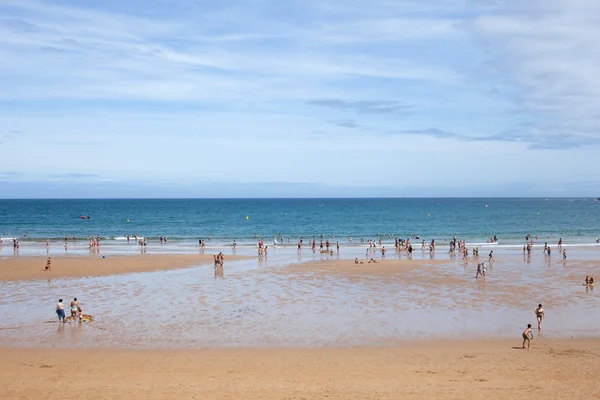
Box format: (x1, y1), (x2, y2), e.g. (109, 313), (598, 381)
(0, 197), (598, 200)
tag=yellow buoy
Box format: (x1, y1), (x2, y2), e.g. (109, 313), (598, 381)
(427, 214), (431, 217)
(246, 216), (249, 220)
(126, 219), (130, 223)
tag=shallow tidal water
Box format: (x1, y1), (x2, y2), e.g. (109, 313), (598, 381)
(0, 246), (599, 348)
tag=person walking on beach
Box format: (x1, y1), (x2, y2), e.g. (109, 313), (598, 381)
(44, 257), (51, 271)
(475, 263), (482, 278)
(56, 299), (66, 323)
(535, 304), (545, 330)
(522, 324), (533, 349)
(488, 251), (495, 263)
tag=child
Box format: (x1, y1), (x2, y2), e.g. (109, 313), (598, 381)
(78, 306), (83, 321)
(475, 263), (482, 278)
(522, 324), (533, 349)
(590, 277), (595, 285)
(585, 276), (589, 285)
(44, 258), (51, 271)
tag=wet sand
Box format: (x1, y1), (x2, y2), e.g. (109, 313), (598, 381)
(2, 338), (599, 399)
(0, 254), (247, 281)
(1, 253), (599, 347)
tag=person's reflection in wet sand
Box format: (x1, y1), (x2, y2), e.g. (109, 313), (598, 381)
(214, 265), (224, 279)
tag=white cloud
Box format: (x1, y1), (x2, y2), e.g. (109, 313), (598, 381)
(469, 0), (600, 144)
(1, 0), (599, 196)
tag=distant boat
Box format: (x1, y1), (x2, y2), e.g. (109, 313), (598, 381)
(80, 215), (90, 219)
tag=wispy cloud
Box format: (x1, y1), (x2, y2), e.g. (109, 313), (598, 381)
(0, 0), (598, 196)
(308, 99), (413, 114)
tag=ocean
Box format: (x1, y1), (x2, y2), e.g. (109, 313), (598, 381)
(1, 198), (599, 247)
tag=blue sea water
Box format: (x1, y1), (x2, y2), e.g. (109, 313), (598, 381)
(1, 198), (599, 246)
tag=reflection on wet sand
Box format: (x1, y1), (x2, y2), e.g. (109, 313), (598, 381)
(0, 249), (599, 348)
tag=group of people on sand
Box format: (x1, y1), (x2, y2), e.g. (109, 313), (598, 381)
(585, 276), (595, 286)
(55, 298), (84, 323)
(354, 257), (377, 264)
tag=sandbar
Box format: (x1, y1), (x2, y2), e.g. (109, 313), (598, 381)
(0, 254), (247, 281)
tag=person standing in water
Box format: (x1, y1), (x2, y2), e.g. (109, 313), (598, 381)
(488, 250), (495, 263)
(70, 298), (79, 320)
(56, 299), (66, 323)
(535, 304), (545, 330)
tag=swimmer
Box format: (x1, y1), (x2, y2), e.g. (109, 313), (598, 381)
(522, 324), (533, 349)
(535, 304), (544, 330)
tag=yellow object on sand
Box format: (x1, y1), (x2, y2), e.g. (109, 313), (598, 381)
(64, 314), (94, 323)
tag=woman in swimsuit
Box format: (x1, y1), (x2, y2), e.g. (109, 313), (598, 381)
(535, 304), (544, 330)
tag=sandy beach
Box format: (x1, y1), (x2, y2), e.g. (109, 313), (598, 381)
(1, 250), (599, 399)
(0, 254), (247, 281)
(1, 338), (599, 399)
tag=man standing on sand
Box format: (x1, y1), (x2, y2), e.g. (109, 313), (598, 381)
(535, 304), (545, 330)
(522, 324), (533, 349)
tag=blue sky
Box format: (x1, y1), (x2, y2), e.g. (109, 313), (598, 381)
(1, 0), (599, 198)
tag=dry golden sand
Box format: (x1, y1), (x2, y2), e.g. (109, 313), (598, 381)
(1, 338), (599, 399)
(0, 254), (247, 281)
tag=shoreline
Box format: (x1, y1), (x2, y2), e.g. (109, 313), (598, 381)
(0, 254), (248, 281)
(1, 338), (599, 399)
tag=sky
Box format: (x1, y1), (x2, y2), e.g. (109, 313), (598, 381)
(1, 0), (599, 198)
